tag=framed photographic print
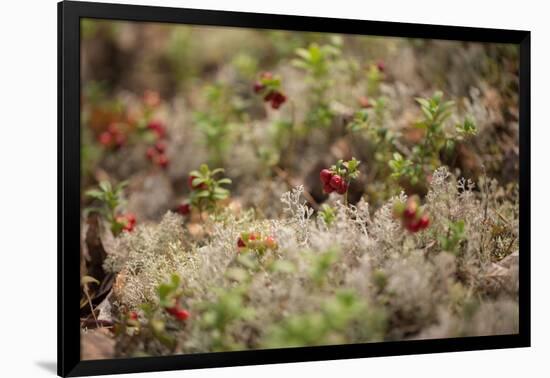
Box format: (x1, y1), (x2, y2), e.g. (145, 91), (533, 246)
(58, 0), (530, 376)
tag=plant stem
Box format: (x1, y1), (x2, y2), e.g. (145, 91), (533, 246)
(344, 188), (349, 207)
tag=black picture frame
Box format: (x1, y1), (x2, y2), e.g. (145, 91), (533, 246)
(58, 1), (531, 376)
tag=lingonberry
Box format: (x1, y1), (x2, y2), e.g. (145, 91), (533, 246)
(99, 131), (113, 146)
(376, 60), (385, 72)
(264, 91), (275, 102)
(166, 306), (190, 321)
(155, 154), (169, 168)
(155, 140), (167, 153)
(336, 180), (348, 195)
(329, 175), (343, 190)
(237, 237), (246, 248)
(237, 232), (277, 252)
(418, 214), (430, 230)
(129, 311), (138, 320)
(146, 146), (156, 160)
(406, 220), (421, 233)
(175, 309), (190, 321)
(126, 213), (136, 226)
(323, 183), (334, 194)
(253, 82), (265, 94)
(320, 169), (333, 185)
(147, 120), (166, 138)
(178, 202), (191, 216)
(116, 213), (136, 232)
(393, 196), (429, 233)
(270, 92), (287, 109)
(264, 236), (278, 250)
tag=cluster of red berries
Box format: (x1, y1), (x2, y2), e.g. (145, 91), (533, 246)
(146, 139), (169, 169)
(116, 213), (136, 232)
(253, 72), (287, 109)
(237, 232), (278, 253)
(320, 169), (349, 195)
(165, 304), (190, 321)
(392, 196), (430, 233)
(147, 120), (166, 139)
(98, 123), (126, 149)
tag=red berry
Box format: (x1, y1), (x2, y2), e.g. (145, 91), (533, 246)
(418, 214), (430, 230)
(148, 120), (166, 138)
(155, 140), (167, 153)
(166, 306), (189, 320)
(237, 237), (246, 248)
(129, 311), (138, 320)
(99, 131), (113, 146)
(178, 203), (191, 216)
(249, 233), (258, 241)
(155, 154), (169, 168)
(376, 60), (385, 72)
(336, 180), (348, 195)
(406, 220), (421, 233)
(122, 221), (134, 232)
(174, 309), (190, 321)
(166, 306), (178, 316)
(403, 207), (416, 219)
(253, 82), (265, 94)
(323, 183), (334, 194)
(320, 169), (333, 185)
(265, 236), (277, 250)
(116, 214), (135, 232)
(146, 147), (157, 160)
(270, 92), (286, 109)
(126, 213), (136, 225)
(264, 91), (275, 103)
(329, 175), (343, 190)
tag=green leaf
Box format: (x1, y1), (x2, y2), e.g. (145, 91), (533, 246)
(192, 177), (206, 186)
(415, 98), (430, 108)
(216, 178), (232, 185)
(85, 189), (104, 199)
(196, 190), (210, 198)
(99, 181), (111, 193)
(210, 168), (225, 175)
(295, 48), (311, 61)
